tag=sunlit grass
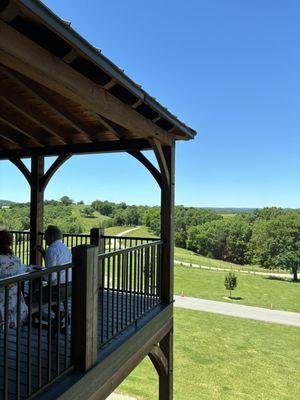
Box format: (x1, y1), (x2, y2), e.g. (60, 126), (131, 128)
(119, 309), (300, 400)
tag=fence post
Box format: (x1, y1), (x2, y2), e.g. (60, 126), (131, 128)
(90, 228), (105, 287)
(71, 245), (99, 371)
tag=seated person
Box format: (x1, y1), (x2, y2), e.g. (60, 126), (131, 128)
(0, 230), (28, 328)
(38, 225), (72, 287)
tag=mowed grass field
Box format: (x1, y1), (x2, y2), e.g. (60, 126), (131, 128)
(118, 308), (300, 400)
(109, 225), (300, 311)
(174, 266), (300, 312)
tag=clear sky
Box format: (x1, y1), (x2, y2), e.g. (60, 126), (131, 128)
(0, 0), (299, 208)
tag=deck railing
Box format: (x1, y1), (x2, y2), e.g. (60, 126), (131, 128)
(0, 263), (73, 400)
(10, 230), (159, 265)
(98, 240), (162, 348)
(3, 231), (164, 398)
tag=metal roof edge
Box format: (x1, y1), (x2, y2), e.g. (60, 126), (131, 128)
(15, 0), (197, 139)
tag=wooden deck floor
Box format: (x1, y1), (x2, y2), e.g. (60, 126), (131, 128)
(0, 290), (159, 400)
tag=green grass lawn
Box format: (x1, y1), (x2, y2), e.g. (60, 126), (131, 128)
(174, 246), (287, 274)
(174, 266), (300, 312)
(118, 309), (300, 400)
(71, 205), (111, 233)
(104, 226), (132, 236)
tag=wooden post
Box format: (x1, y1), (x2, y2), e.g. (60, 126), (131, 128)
(90, 227), (104, 287)
(30, 156), (44, 265)
(159, 330), (173, 400)
(71, 245), (99, 371)
(159, 143), (175, 399)
(160, 143), (175, 304)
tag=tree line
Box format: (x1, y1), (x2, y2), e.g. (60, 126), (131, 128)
(0, 198), (299, 272)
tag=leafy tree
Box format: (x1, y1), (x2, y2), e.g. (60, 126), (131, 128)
(248, 213), (300, 268)
(60, 196), (73, 206)
(81, 207), (94, 218)
(274, 251), (300, 281)
(224, 272), (237, 298)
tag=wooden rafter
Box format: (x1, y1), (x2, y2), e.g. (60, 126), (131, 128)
(151, 138), (170, 188)
(0, 115), (42, 147)
(148, 344), (168, 377)
(128, 150), (162, 187)
(40, 154), (71, 190)
(0, 83), (67, 145)
(0, 20), (172, 145)
(9, 158), (31, 185)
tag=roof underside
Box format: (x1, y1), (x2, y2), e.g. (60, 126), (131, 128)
(0, 0), (196, 159)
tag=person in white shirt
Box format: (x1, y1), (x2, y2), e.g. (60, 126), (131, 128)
(36, 225), (72, 304)
(38, 225), (72, 285)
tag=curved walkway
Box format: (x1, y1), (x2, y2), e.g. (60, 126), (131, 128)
(174, 296), (300, 327)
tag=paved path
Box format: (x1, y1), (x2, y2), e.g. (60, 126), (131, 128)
(116, 227), (140, 237)
(174, 260), (291, 278)
(174, 296), (300, 327)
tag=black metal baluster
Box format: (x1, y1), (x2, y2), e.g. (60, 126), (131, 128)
(27, 280), (32, 397)
(101, 257), (105, 344)
(106, 256), (110, 341)
(38, 277), (43, 388)
(64, 267), (69, 370)
(48, 274), (52, 382)
(3, 286), (9, 400)
(16, 282), (21, 399)
(116, 254), (121, 331)
(112, 255), (115, 336)
(56, 272), (61, 377)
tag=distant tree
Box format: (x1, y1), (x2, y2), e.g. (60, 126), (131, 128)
(60, 196), (73, 206)
(77, 200), (84, 205)
(224, 272), (237, 298)
(81, 207), (94, 218)
(274, 251), (300, 281)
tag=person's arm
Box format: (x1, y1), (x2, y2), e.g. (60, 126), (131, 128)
(36, 245), (46, 261)
(44, 247), (58, 284)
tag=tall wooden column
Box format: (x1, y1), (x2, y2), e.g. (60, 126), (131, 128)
(160, 143), (175, 304)
(159, 143), (175, 400)
(30, 156), (44, 265)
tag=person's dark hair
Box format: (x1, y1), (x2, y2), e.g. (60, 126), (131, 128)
(45, 225), (62, 241)
(0, 230), (13, 255)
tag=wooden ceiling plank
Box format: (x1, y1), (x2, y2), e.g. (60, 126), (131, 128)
(0, 20), (172, 145)
(0, 67), (96, 143)
(0, 115), (43, 147)
(0, 92), (66, 145)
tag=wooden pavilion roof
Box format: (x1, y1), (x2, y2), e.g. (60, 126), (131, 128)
(0, 0), (196, 159)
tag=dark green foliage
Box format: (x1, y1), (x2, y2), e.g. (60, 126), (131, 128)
(59, 196), (73, 206)
(224, 272), (237, 297)
(186, 217), (251, 264)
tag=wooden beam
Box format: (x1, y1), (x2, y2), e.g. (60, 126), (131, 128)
(0, 1), (19, 22)
(9, 158), (31, 185)
(0, 138), (152, 159)
(149, 344), (168, 377)
(128, 149), (162, 187)
(0, 20), (172, 145)
(40, 154), (71, 190)
(62, 48), (78, 64)
(151, 138), (170, 188)
(30, 156), (44, 265)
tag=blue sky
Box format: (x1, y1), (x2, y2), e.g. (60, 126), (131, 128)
(0, 0), (299, 208)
